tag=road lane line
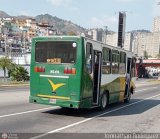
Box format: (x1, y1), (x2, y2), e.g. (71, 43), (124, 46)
(136, 87), (158, 93)
(30, 93), (160, 139)
(0, 106), (59, 118)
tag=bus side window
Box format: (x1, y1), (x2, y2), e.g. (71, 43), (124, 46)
(86, 43), (93, 74)
(102, 47), (111, 74)
(119, 52), (126, 74)
(112, 49), (119, 74)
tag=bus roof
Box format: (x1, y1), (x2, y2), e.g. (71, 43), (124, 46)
(32, 35), (82, 40)
(32, 35), (133, 54)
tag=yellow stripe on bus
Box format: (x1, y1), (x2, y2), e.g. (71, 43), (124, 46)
(119, 91), (125, 101)
(37, 94), (70, 100)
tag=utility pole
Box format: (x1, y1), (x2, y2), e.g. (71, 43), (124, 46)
(4, 34), (7, 56)
(3, 27), (8, 57)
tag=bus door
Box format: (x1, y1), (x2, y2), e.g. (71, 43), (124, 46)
(125, 58), (132, 96)
(93, 50), (102, 104)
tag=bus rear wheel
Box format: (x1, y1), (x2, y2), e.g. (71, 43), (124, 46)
(99, 93), (108, 110)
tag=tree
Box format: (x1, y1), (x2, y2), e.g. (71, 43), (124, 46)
(10, 66), (29, 81)
(143, 50), (148, 59)
(156, 53), (160, 59)
(0, 57), (14, 78)
(4, 22), (12, 31)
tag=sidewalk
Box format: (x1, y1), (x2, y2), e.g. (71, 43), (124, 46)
(0, 79), (29, 87)
(135, 78), (160, 87)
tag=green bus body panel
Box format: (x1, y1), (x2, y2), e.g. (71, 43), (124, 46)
(30, 36), (93, 108)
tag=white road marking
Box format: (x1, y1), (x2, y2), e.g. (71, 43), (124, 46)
(40, 74), (69, 78)
(136, 87), (158, 93)
(0, 107), (59, 118)
(30, 93), (160, 139)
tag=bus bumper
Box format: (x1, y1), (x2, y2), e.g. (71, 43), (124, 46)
(29, 96), (80, 109)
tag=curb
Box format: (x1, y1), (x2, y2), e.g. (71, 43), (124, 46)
(0, 84), (29, 87)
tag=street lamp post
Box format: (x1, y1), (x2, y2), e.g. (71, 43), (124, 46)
(3, 27), (8, 57)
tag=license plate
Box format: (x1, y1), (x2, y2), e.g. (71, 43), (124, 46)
(50, 99), (56, 104)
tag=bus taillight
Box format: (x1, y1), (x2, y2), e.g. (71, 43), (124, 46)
(34, 66), (45, 72)
(71, 68), (76, 74)
(64, 67), (68, 74)
(64, 67), (76, 74)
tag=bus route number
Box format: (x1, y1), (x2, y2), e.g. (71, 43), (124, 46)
(47, 58), (61, 63)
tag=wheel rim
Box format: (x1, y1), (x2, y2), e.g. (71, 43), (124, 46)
(102, 94), (107, 108)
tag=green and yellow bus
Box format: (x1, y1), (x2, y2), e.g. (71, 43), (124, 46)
(29, 36), (136, 110)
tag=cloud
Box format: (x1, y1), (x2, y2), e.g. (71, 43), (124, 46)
(90, 16), (118, 29)
(47, 0), (73, 7)
(152, 0), (160, 17)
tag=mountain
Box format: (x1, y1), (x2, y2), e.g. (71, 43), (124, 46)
(0, 10), (87, 35)
(14, 15), (33, 20)
(0, 10), (10, 17)
(35, 14), (87, 35)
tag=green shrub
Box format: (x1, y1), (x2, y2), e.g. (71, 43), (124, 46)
(10, 66), (29, 81)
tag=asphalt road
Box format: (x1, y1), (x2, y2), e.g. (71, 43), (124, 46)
(0, 80), (160, 139)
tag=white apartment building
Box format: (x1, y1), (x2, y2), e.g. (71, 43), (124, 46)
(124, 33), (133, 51)
(104, 33), (117, 47)
(133, 32), (148, 57)
(104, 31), (160, 58)
(104, 32), (133, 51)
(133, 32), (160, 58)
(152, 16), (160, 32)
(88, 28), (104, 42)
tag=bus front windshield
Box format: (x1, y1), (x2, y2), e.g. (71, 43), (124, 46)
(35, 41), (77, 64)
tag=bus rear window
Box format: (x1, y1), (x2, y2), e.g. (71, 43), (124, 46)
(35, 41), (77, 64)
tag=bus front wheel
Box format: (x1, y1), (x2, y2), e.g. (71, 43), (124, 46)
(99, 93), (108, 110)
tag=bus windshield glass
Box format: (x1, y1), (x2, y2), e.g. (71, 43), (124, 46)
(35, 41), (77, 64)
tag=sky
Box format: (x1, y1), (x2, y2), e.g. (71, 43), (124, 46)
(0, 0), (160, 32)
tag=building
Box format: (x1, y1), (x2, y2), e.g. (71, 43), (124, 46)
(88, 28), (104, 42)
(133, 32), (160, 58)
(26, 18), (36, 28)
(104, 33), (117, 47)
(104, 32), (133, 51)
(152, 16), (160, 32)
(124, 33), (133, 52)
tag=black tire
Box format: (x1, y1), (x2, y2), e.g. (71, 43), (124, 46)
(99, 93), (108, 110)
(124, 89), (131, 103)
